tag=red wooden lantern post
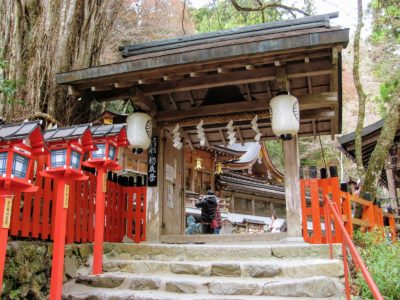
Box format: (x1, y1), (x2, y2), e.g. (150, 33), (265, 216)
(40, 125), (94, 300)
(0, 121), (46, 292)
(83, 124), (128, 275)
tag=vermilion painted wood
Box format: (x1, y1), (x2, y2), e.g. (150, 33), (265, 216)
(50, 181), (57, 240)
(104, 180), (111, 242)
(126, 187), (134, 241)
(82, 179), (89, 243)
(329, 177), (343, 243)
(32, 158), (45, 238)
(41, 177), (52, 240)
(66, 181), (76, 244)
(10, 192), (21, 236)
(310, 178), (322, 243)
(118, 184), (125, 242)
(341, 191), (353, 238)
(134, 187), (141, 243)
(49, 179), (68, 300)
(141, 186), (147, 241)
(0, 189), (11, 290)
(21, 192), (33, 236)
(92, 168), (106, 275)
(88, 174), (95, 242)
(300, 179), (309, 242)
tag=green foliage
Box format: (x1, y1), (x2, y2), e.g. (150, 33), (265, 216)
(369, 1), (400, 117)
(369, 0), (400, 44)
(0, 57), (25, 114)
(264, 140), (284, 172)
(353, 229), (400, 299)
(190, 0), (290, 33)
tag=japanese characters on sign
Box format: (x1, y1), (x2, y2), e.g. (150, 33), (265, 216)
(147, 136), (158, 186)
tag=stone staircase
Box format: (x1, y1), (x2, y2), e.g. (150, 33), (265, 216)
(63, 241), (345, 299)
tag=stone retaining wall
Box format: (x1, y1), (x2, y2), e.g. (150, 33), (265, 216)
(3, 240), (92, 300)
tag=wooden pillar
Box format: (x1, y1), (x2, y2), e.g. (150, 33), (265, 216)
(386, 166), (398, 211)
(283, 136), (302, 237)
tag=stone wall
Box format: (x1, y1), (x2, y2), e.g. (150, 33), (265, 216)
(3, 241), (92, 300)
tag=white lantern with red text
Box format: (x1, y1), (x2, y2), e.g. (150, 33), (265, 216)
(269, 93), (300, 140)
(126, 112), (152, 153)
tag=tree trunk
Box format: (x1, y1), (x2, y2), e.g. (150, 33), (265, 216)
(0, 0), (122, 125)
(353, 0), (367, 179)
(361, 93), (400, 199)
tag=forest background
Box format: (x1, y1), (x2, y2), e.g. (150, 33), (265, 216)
(0, 0), (399, 201)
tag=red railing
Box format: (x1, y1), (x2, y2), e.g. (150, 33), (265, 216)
(323, 194), (384, 300)
(300, 169), (397, 243)
(8, 158), (146, 244)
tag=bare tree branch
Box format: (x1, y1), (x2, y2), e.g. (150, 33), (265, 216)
(229, 0), (309, 17)
(181, 0), (186, 35)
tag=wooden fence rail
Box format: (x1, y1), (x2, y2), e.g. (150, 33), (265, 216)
(8, 159), (146, 244)
(300, 167), (396, 244)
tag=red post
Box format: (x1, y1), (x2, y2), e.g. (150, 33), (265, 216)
(0, 189), (12, 293)
(49, 178), (68, 300)
(92, 168), (106, 275)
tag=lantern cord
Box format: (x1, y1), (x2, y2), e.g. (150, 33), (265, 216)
(318, 131), (328, 170)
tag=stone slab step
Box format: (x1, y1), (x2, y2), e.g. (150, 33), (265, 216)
(104, 242), (341, 261)
(161, 232), (287, 244)
(75, 272), (343, 298)
(63, 281), (343, 300)
(102, 258), (344, 279)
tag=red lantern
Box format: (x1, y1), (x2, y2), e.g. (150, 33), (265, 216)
(0, 121), (46, 291)
(83, 124), (128, 275)
(40, 124), (94, 300)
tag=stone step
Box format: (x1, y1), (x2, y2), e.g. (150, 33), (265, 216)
(102, 258), (344, 279)
(63, 281), (343, 300)
(74, 272), (344, 298)
(104, 242), (341, 261)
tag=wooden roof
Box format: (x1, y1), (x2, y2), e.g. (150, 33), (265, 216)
(337, 120), (400, 188)
(57, 13), (349, 147)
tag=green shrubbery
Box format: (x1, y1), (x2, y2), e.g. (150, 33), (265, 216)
(353, 228), (400, 300)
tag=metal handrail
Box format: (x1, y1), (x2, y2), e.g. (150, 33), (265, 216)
(323, 195), (384, 300)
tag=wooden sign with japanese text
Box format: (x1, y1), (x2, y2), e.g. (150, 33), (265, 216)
(63, 184), (70, 209)
(147, 136), (158, 186)
(2, 197), (13, 229)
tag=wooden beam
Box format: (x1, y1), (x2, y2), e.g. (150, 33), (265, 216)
(68, 85), (80, 96)
(181, 128), (194, 150)
(157, 92), (337, 122)
(275, 67), (289, 91)
(312, 119), (317, 138)
(129, 88), (157, 113)
(168, 93), (178, 110)
(219, 129), (227, 147)
(190, 72), (202, 78)
(307, 77), (313, 95)
(91, 85), (113, 92)
(114, 82), (135, 89)
(332, 47), (338, 64)
(237, 127), (244, 145)
(266, 81), (272, 99)
(142, 67), (276, 96)
(188, 91), (195, 106)
(245, 84), (252, 102)
(217, 67), (231, 73)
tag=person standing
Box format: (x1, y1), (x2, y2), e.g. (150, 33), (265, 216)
(195, 190), (218, 234)
(213, 204), (222, 234)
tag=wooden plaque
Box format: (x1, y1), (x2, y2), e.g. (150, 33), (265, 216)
(103, 173), (107, 193)
(2, 197), (13, 229)
(63, 184), (70, 209)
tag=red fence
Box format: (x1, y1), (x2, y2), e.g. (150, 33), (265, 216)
(300, 167), (397, 244)
(8, 158), (146, 244)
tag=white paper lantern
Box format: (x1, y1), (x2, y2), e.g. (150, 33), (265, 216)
(127, 112), (152, 151)
(269, 94), (300, 140)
